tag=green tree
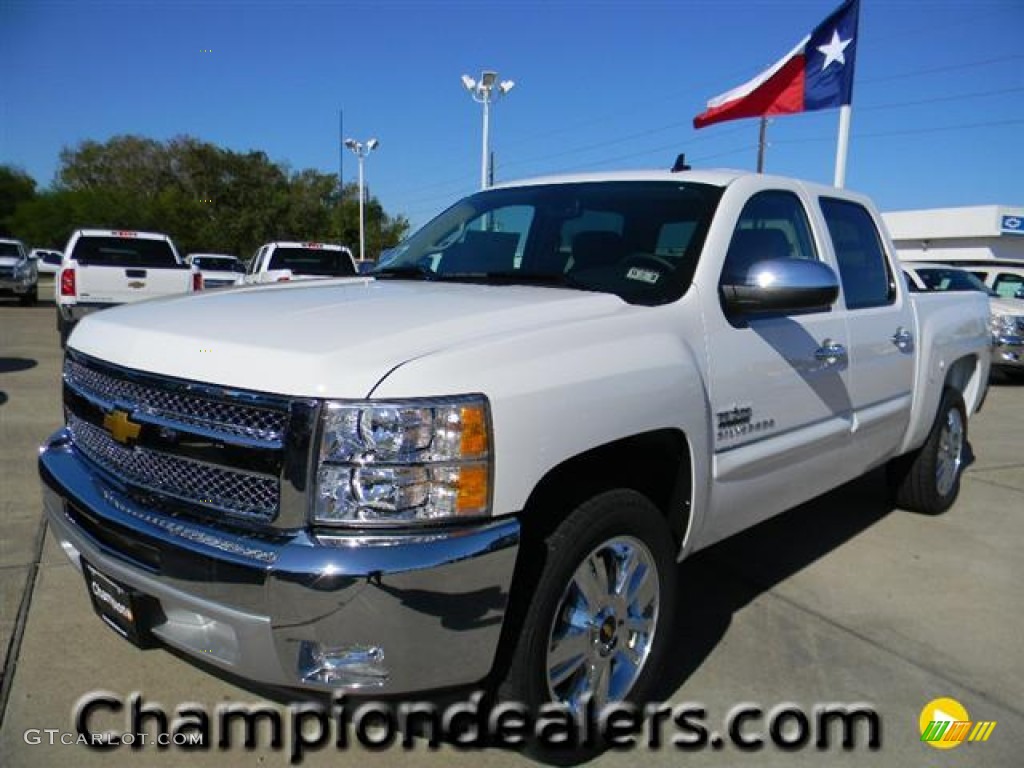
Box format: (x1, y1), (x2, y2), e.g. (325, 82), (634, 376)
(8, 135), (410, 259)
(0, 165), (38, 236)
(57, 136), (171, 197)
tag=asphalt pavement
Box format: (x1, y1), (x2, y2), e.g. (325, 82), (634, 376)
(1, 284), (1021, 767)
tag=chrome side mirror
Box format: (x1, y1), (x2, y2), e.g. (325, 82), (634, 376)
(721, 258), (840, 314)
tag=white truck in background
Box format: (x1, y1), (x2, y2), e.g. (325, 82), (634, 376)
(56, 229), (200, 347)
(243, 241), (357, 284)
(902, 261), (1024, 376)
(185, 253), (245, 289)
(40, 170), (991, 747)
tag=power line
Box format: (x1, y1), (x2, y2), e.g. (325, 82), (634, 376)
(770, 117), (1024, 145)
(859, 85), (1024, 112)
(400, 113), (1024, 222)
(860, 54), (1024, 84)
(392, 52), (1023, 206)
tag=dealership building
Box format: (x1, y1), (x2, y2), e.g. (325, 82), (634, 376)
(882, 205), (1024, 263)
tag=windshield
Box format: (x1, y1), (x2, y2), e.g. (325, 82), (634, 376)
(194, 256), (242, 272)
(375, 181), (723, 305)
(268, 247), (356, 277)
(71, 237), (178, 268)
(914, 267), (995, 295)
(0, 242), (23, 258)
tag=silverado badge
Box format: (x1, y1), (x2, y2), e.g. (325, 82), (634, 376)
(103, 410), (142, 445)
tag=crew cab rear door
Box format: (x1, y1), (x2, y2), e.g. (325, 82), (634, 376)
(819, 196), (914, 470)
(703, 187), (854, 542)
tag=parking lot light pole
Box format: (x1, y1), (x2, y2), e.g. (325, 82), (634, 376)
(461, 71), (515, 189)
(343, 137), (379, 263)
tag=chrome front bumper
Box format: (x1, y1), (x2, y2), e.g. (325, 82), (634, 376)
(39, 428), (520, 694)
(992, 334), (1024, 368)
(0, 275), (34, 294)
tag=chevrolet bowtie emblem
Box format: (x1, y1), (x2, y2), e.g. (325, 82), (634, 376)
(103, 410), (142, 445)
(127, 281), (146, 289)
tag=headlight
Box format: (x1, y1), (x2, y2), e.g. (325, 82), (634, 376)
(990, 314), (1020, 338)
(314, 396), (491, 526)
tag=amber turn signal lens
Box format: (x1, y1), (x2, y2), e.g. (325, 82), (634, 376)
(459, 405), (488, 458)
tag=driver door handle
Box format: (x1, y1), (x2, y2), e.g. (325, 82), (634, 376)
(892, 327), (913, 350)
(814, 341), (847, 365)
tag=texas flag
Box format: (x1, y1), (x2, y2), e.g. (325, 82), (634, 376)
(694, 0), (860, 129)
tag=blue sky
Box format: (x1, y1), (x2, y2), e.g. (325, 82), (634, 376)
(2, 0), (1022, 231)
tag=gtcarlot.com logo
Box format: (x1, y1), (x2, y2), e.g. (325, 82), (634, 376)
(919, 697), (997, 750)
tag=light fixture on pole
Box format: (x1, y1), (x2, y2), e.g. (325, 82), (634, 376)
(343, 137), (379, 263)
(461, 70), (515, 189)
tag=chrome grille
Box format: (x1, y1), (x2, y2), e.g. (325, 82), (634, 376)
(68, 413), (278, 520)
(65, 357), (287, 445)
(0, 266), (14, 279)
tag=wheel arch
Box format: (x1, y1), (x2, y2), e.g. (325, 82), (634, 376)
(521, 427), (693, 547)
(944, 353), (985, 417)
(485, 428), (692, 689)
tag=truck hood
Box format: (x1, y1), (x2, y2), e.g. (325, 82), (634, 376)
(989, 296), (1024, 316)
(69, 278), (629, 398)
(0, 256), (25, 267)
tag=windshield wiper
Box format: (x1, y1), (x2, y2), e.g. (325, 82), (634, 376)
(434, 271), (593, 291)
(372, 267), (596, 292)
(371, 264), (438, 281)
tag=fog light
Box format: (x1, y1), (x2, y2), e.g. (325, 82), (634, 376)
(299, 641), (388, 688)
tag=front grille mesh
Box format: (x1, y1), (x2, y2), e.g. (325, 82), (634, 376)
(68, 414), (278, 520)
(65, 358), (287, 444)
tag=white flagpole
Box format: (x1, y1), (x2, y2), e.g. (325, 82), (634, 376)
(756, 117), (767, 173)
(834, 104), (852, 187)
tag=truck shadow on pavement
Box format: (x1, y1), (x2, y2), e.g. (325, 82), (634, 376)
(650, 456), (975, 704)
(0, 357), (37, 374)
(653, 468), (893, 701)
(0, 357), (38, 407)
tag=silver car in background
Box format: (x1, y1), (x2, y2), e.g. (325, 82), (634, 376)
(0, 238), (39, 305)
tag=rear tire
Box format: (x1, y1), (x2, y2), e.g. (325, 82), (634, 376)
(497, 489), (676, 755)
(888, 388), (967, 514)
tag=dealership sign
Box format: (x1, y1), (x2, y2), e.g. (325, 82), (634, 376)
(1001, 215), (1024, 235)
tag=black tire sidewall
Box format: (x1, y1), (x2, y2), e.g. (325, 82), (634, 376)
(504, 489), (678, 714)
(929, 390), (967, 511)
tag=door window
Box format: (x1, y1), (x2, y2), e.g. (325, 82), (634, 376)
(820, 197), (895, 309)
(993, 272), (1024, 299)
(721, 191), (818, 285)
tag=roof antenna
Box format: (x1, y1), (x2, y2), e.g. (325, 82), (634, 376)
(670, 153), (691, 173)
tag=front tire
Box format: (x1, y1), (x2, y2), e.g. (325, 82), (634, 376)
(888, 388), (967, 514)
(19, 284), (37, 306)
(57, 313), (72, 349)
(499, 489), (677, 722)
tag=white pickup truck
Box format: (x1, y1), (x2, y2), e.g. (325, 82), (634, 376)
(243, 240), (357, 284)
(185, 253), (245, 289)
(902, 261), (1024, 376)
(40, 170), (990, 721)
(56, 229), (201, 346)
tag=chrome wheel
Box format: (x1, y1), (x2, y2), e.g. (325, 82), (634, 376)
(935, 406), (964, 498)
(545, 535), (660, 713)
